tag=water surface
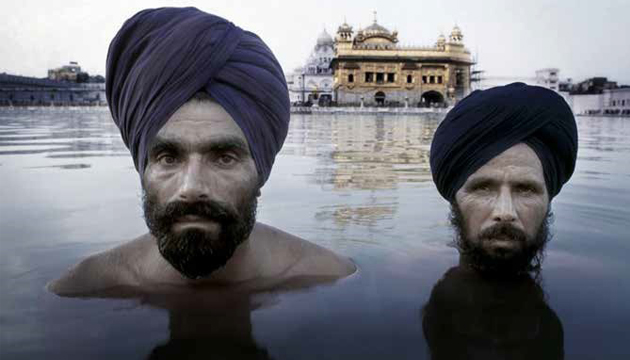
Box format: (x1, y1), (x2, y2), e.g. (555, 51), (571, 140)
(1, 108), (628, 359)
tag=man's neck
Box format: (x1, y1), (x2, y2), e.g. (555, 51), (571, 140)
(143, 226), (267, 287)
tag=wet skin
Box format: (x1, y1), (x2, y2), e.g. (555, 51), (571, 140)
(454, 143), (549, 259)
(47, 99), (355, 297)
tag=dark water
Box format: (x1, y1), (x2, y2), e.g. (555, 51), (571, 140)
(1, 108), (628, 359)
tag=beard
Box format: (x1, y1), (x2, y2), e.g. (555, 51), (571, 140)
(449, 203), (553, 278)
(142, 188), (258, 280)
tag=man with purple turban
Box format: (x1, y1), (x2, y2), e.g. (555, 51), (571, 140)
(48, 7), (354, 296)
(430, 83), (578, 277)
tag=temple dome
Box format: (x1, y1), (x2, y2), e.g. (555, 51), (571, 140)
(357, 16), (398, 44)
(363, 21), (391, 36)
(449, 25), (463, 42)
(317, 29), (334, 46)
(338, 21), (352, 33)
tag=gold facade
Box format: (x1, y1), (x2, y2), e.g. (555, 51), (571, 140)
(331, 19), (473, 106)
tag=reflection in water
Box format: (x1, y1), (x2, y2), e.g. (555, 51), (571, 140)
(3, 109), (629, 358)
(422, 265), (564, 360)
(50, 276), (346, 360)
(29, 164), (91, 170)
(0, 108), (126, 158)
(283, 113), (440, 230)
(315, 194), (397, 227)
(577, 117), (630, 153)
(142, 290), (273, 360)
(315, 202), (396, 227)
(284, 113), (440, 190)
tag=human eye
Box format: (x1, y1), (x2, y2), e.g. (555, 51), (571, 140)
(216, 153), (238, 167)
(157, 153), (178, 166)
(469, 181), (492, 193)
(514, 183), (540, 195)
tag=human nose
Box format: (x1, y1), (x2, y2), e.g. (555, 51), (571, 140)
(176, 155), (211, 202)
(492, 186), (517, 222)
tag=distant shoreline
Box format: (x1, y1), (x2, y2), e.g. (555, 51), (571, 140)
(0, 105), (109, 110)
(575, 113), (630, 118)
(2, 105), (625, 118)
(290, 106), (451, 115)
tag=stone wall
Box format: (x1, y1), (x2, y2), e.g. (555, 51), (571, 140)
(0, 88), (106, 106)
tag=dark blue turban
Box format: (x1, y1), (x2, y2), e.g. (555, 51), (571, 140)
(430, 83), (578, 202)
(106, 7), (290, 185)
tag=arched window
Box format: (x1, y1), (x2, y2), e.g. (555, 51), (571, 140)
(374, 91), (386, 105)
(407, 75), (413, 84)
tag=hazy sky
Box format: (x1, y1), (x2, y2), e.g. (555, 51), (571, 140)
(2, 0), (629, 84)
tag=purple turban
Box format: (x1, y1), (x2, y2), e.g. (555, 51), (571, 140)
(106, 7), (290, 185)
(430, 83), (578, 202)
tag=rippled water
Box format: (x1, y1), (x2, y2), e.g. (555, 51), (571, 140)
(1, 108), (628, 359)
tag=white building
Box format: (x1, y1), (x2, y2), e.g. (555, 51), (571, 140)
(287, 29), (335, 105)
(603, 88), (630, 115)
(470, 67), (629, 116)
(565, 88), (630, 116)
(535, 68), (560, 91)
(565, 94), (604, 115)
(473, 68), (569, 93)
(473, 75), (536, 91)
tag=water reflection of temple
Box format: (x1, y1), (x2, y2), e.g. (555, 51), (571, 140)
(283, 113), (440, 190)
(315, 196), (398, 227)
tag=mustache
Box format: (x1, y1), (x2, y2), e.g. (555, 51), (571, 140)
(158, 200), (238, 224)
(478, 223), (528, 243)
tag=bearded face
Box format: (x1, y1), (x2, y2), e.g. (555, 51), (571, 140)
(449, 203), (552, 276)
(140, 98), (261, 280)
(450, 144), (554, 277)
(143, 186), (257, 279)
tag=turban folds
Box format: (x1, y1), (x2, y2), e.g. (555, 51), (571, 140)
(106, 7), (290, 185)
(430, 83), (578, 201)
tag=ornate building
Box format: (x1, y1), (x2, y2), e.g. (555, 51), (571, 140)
(331, 16), (473, 107)
(48, 61), (83, 82)
(287, 29), (335, 105)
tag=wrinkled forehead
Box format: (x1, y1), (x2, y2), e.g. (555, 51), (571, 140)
(463, 143), (545, 184)
(154, 98), (250, 148)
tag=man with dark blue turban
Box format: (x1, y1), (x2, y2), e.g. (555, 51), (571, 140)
(430, 83), (578, 276)
(48, 7), (354, 297)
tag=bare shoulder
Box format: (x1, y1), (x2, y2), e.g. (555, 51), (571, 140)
(46, 235), (151, 297)
(255, 223), (356, 279)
